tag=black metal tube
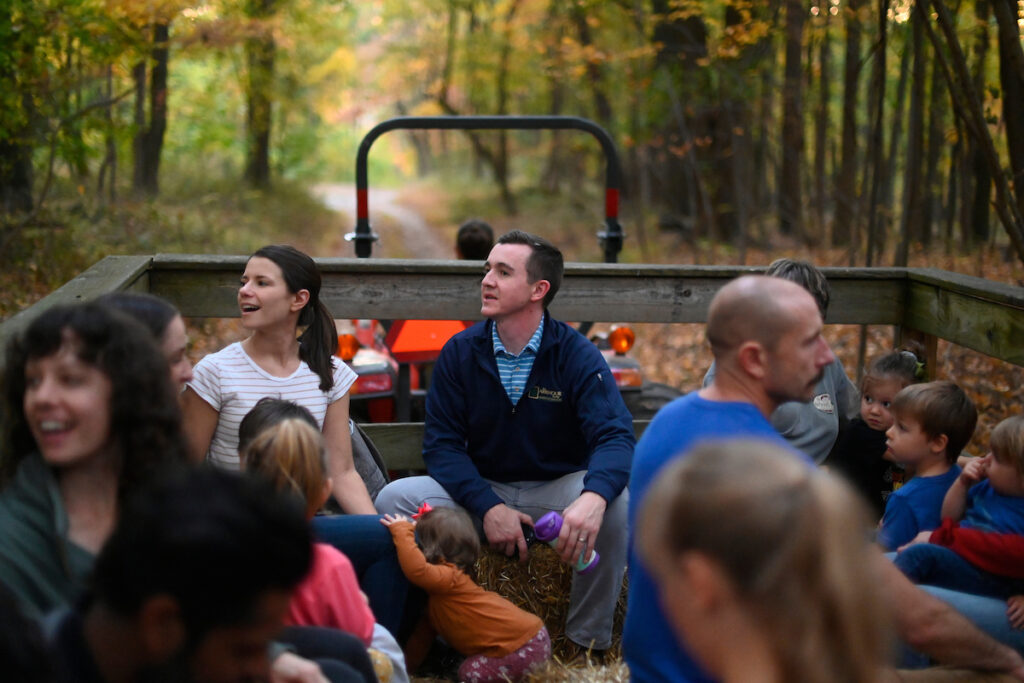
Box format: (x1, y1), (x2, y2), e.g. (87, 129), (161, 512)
(350, 116), (624, 262)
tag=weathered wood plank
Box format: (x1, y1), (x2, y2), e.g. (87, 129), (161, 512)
(0, 255), (152, 353)
(147, 256), (907, 324)
(362, 419), (652, 471)
(904, 273), (1024, 365)
(4, 255), (1021, 369)
(360, 423), (429, 471)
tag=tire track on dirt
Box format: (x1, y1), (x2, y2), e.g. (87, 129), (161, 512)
(313, 183), (448, 259)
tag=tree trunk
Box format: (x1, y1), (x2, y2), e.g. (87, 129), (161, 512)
(493, 0), (520, 214)
(882, 28), (912, 258)
(921, 50), (949, 249)
(244, 0), (276, 189)
(570, 1), (614, 129)
(131, 60), (146, 193)
(709, 3), (749, 244)
(918, 0), (1024, 265)
(754, 60), (775, 245)
(97, 66), (117, 205)
(993, 0), (1024, 224)
(779, 0), (806, 238)
(541, 0), (566, 194)
(650, 0), (708, 226)
(132, 22), (168, 196)
(834, 0), (862, 246)
(968, 0), (991, 245)
(944, 137), (960, 251)
(898, 4), (927, 266)
(864, 0), (888, 266)
(0, 117), (34, 214)
(813, 10), (832, 238)
(0, 3), (34, 215)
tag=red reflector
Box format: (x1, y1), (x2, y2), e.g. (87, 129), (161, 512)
(355, 373), (393, 394)
(612, 367), (643, 388)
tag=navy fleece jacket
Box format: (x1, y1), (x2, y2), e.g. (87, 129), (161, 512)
(423, 314), (635, 519)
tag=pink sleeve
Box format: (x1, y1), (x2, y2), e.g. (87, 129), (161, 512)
(287, 544), (376, 646)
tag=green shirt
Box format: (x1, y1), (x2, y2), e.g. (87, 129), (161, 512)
(0, 453), (94, 618)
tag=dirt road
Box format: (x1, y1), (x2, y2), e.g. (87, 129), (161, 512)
(313, 183), (448, 259)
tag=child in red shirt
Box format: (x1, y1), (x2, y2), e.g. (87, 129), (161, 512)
(243, 415), (405, 682)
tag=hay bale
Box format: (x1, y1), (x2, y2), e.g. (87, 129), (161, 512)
(525, 660), (630, 683)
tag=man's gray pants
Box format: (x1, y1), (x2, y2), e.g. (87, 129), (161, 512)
(375, 471), (628, 651)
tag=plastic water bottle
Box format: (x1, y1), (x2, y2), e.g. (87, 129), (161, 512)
(533, 511), (600, 574)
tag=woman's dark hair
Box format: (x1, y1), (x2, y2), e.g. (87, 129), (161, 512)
(864, 340), (927, 390)
(416, 507), (480, 577)
(251, 245), (338, 392)
(95, 291), (179, 340)
(1, 303), (188, 494)
(238, 397), (318, 454)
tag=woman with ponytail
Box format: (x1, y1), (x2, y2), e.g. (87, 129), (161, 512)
(182, 244), (376, 514)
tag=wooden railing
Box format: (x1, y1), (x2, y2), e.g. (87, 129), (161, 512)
(2, 255), (1023, 468)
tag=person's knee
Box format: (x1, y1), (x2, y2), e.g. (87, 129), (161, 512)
(374, 479), (424, 515)
(601, 490), (629, 535)
(375, 477), (451, 516)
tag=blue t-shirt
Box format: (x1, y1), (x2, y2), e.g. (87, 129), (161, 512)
(878, 466), (961, 551)
(962, 480), (1024, 534)
(623, 392), (810, 682)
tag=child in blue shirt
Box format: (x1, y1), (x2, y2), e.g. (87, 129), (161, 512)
(877, 381), (977, 551)
(895, 415), (1024, 598)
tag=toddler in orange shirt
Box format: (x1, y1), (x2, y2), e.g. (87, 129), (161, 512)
(381, 507), (551, 682)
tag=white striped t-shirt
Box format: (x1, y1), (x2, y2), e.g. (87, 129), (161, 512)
(188, 342), (357, 470)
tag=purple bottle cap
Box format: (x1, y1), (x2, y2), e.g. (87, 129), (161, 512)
(534, 511), (562, 543)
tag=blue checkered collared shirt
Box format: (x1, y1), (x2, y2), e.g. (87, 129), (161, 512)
(491, 318), (544, 404)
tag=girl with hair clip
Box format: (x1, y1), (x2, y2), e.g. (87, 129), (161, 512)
(636, 440), (891, 683)
(380, 507), (551, 682)
(826, 343), (927, 518)
(182, 244), (376, 514)
(242, 416), (408, 683)
(0, 302), (188, 617)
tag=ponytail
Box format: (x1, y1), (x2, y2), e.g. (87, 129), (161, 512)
(864, 340), (927, 390)
(298, 298), (338, 393)
(251, 245), (338, 392)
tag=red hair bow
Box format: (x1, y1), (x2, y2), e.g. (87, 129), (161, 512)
(412, 502), (433, 520)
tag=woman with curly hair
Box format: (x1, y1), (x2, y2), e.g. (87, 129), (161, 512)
(0, 302), (188, 617)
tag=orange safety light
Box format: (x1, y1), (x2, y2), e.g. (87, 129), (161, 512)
(337, 333), (361, 362)
(607, 326), (635, 355)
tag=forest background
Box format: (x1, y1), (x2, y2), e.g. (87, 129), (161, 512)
(4, 0), (1024, 458)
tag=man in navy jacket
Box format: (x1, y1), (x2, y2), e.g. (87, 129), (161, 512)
(376, 230), (634, 655)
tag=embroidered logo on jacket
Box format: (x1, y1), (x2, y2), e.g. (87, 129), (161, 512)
(528, 386), (563, 402)
(812, 393), (835, 413)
